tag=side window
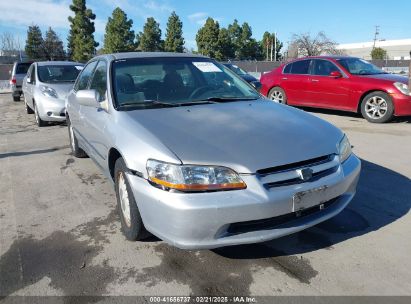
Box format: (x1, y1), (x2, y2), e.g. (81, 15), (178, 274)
(290, 60), (311, 75)
(89, 61), (107, 101)
(27, 65), (33, 82)
(75, 61), (98, 91)
(312, 60), (340, 76)
(283, 63), (292, 74)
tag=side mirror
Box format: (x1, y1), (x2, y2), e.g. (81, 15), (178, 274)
(76, 89), (101, 108)
(329, 71), (343, 78)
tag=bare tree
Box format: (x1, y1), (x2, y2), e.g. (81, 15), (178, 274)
(291, 32), (344, 57)
(0, 32), (22, 57)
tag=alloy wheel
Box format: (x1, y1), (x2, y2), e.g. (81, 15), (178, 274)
(270, 90), (284, 103)
(365, 96), (388, 119)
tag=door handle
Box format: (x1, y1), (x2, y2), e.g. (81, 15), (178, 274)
(281, 77), (288, 80)
(311, 79), (319, 82)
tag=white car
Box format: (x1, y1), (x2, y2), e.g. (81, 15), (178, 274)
(22, 61), (83, 126)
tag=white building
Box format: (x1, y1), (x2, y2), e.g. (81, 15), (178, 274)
(337, 39), (411, 60)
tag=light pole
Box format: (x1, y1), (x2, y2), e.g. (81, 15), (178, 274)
(409, 51), (411, 92)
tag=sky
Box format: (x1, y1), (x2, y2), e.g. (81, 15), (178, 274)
(0, 0), (410, 51)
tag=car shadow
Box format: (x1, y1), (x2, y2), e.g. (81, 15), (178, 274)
(213, 159), (411, 259)
(298, 106), (411, 124)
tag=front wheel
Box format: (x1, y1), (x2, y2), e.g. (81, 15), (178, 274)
(361, 92), (394, 123)
(13, 95), (20, 102)
(34, 103), (47, 127)
(114, 158), (149, 241)
(268, 87), (287, 104)
(24, 96), (34, 114)
(67, 119), (87, 158)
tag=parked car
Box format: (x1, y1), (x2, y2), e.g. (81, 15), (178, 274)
(66, 52), (361, 249)
(223, 63), (262, 91)
(260, 56), (411, 123)
(10, 61), (32, 101)
(22, 61), (83, 126)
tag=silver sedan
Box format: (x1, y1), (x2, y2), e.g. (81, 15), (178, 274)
(66, 52), (361, 249)
(22, 61), (83, 126)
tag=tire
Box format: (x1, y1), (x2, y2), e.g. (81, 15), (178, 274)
(268, 87), (287, 104)
(360, 91), (394, 123)
(67, 118), (87, 158)
(114, 158), (149, 241)
(34, 102), (47, 127)
(13, 95), (20, 102)
(24, 97), (34, 114)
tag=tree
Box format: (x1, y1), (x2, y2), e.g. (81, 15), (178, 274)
(237, 22), (260, 60)
(227, 19), (242, 59)
(291, 32), (342, 57)
(215, 28), (235, 60)
(139, 17), (163, 52)
(196, 17), (220, 58)
(0, 32), (22, 57)
(25, 25), (44, 60)
(164, 12), (184, 53)
(261, 31), (283, 61)
(67, 0), (99, 62)
(103, 7), (135, 53)
(43, 27), (65, 60)
(371, 47), (388, 60)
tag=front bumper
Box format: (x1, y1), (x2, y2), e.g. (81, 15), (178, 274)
(392, 93), (411, 116)
(35, 95), (66, 122)
(128, 154), (361, 249)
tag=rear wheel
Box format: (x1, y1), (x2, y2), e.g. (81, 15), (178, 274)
(268, 87), (287, 104)
(67, 118), (87, 158)
(13, 95), (20, 102)
(114, 158), (149, 241)
(34, 103), (47, 127)
(361, 92), (394, 123)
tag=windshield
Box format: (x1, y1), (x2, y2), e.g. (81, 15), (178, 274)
(38, 65), (83, 83)
(336, 58), (386, 75)
(225, 64), (248, 76)
(112, 57), (259, 110)
(15, 63), (31, 74)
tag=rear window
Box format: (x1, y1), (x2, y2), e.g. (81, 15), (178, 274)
(15, 63), (31, 74)
(290, 60), (311, 74)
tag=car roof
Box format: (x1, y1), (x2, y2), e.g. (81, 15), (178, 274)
(292, 55), (356, 61)
(36, 61), (83, 66)
(93, 52), (208, 61)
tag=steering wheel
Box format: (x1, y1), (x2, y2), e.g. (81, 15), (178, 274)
(189, 86), (214, 99)
(358, 70), (368, 75)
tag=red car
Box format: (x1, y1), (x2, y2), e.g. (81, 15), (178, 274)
(260, 56), (411, 123)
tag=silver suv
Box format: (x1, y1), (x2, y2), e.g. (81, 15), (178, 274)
(66, 52), (361, 249)
(10, 62), (32, 101)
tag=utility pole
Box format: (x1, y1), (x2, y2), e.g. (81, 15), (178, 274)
(274, 32), (277, 62)
(373, 25), (380, 50)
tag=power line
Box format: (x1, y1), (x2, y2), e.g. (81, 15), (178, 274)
(373, 25), (380, 49)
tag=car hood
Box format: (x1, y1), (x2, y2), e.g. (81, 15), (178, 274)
(361, 73), (408, 84)
(39, 82), (75, 100)
(240, 74), (259, 83)
(125, 100), (343, 173)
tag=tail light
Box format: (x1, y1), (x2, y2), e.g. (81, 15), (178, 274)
(10, 78), (16, 85)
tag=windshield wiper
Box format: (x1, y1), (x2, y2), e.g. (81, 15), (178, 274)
(117, 100), (178, 109)
(192, 96), (259, 103)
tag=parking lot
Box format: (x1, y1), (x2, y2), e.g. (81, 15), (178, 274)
(0, 92), (410, 298)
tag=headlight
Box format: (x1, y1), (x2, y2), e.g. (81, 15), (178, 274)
(393, 82), (410, 96)
(338, 135), (352, 163)
(146, 160), (247, 192)
(40, 86), (58, 98)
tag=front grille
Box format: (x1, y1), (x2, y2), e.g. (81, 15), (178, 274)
(257, 154), (339, 189)
(257, 155), (332, 176)
(226, 197), (339, 235)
